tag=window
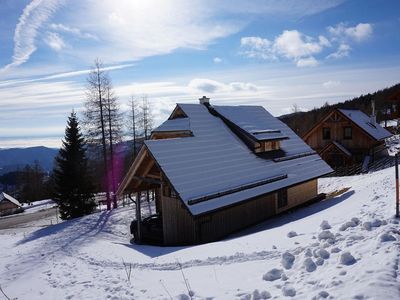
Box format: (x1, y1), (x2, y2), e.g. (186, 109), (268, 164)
(170, 189), (177, 199)
(277, 189), (288, 208)
(322, 127), (331, 140)
(343, 126), (352, 139)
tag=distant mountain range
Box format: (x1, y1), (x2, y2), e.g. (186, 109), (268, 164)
(0, 146), (58, 175)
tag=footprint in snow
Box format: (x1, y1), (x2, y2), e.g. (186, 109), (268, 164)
(340, 252), (357, 265)
(379, 233), (396, 242)
(320, 220), (331, 230)
(318, 230), (335, 241)
(262, 268), (283, 281)
(339, 218), (360, 231)
(316, 291), (330, 299)
(281, 285), (296, 297)
(252, 289), (271, 300)
(236, 292), (251, 300)
(281, 252), (295, 270)
(303, 258), (317, 272)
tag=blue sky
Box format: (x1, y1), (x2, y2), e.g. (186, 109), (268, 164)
(1, 0), (400, 148)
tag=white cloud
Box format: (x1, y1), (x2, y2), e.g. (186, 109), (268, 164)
(296, 57), (319, 67)
(188, 78), (225, 93)
(327, 43), (351, 59)
(0, 0), (63, 71)
(346, 23), (373, 41)
(328, 22), (373, 42)
(241, 30), (327, 67)
(318, 35), (331, 47)
(188, 78), (258, 94)
(44, 32), (66, 51)
(240, 36), (273, 59)
(1, 0), (346, 73)
(273, 30), (323, 59)
(323, 80), (341, 88)
(213, 57), (222, 64)
(241, 22), (372, 66)
(0, 63), (135, 88)
(54, 0), (242, 63)
(229, 82), (258, 92)
(49, 23), (98, 40)
(1, 0), (242, 71)
(213, 0), (345, 17)
(2, 63), (400, 147)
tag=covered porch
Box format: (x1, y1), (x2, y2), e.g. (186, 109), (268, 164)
(118, 147), (164, 245)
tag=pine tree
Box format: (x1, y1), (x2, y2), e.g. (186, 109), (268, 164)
(54, 112), (96, 220)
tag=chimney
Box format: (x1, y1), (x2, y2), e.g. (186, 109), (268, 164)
(199, 96), (210, 106)
(371, 100), (376, 125)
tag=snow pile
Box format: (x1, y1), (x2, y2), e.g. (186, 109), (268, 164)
(0, 167), (400, 299)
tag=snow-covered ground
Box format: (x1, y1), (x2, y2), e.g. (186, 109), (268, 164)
(0, 199), (57, 220)
(21, 199), (57, 213)
(381, 119), (398, 128)
(0, 168), (399, 299)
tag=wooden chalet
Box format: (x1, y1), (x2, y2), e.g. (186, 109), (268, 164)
(0, 192), (22, 216)
(117, 97), (332, 246)
(303, 108), (392, 167)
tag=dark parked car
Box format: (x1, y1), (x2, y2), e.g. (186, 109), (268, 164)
(130, 214), (163, 244)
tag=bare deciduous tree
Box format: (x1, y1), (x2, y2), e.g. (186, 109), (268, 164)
(291, 103), (300, 114)
(128, 96), (140, 157)
(104, 84), (123, 209)
(140, 95), (154, 140)
(84, 59), (122, 210)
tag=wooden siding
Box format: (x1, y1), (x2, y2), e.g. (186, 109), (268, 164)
(161, 179), (318, 245)
(151, 131), (192, 140)
(0, 201), (18, 211)
(162, 195), (196, 245)
(304, 111), (377, 153)
(195, 192), (276, 243)
(276, 179), (317, 214)
(0, 201), (20, 216)
(319, 144), (352, 167)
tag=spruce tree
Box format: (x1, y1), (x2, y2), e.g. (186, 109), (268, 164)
(54, 112), (96, 220)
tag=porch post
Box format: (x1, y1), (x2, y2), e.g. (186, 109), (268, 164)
(136, 192), (142, 242)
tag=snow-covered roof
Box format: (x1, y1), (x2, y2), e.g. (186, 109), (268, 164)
(214, 106), (289, 142)
(153, 118), (191, 133)
(338, 109), (392, 141)
(145, 104), (332, 216)
(0, 192), (22, 207)
(214, 106), (313, 154)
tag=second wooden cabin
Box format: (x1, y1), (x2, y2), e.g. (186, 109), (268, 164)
(302, 107), (392, 167)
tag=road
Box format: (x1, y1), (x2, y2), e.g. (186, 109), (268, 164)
(0, 207), (58, 230)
